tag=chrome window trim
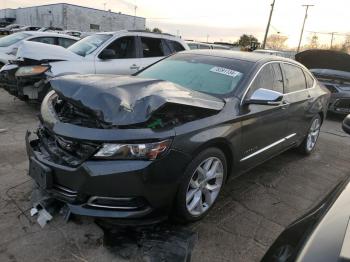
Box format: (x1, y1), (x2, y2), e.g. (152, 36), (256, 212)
(240, 61), (316, 105)
(240, 133), (296, 162)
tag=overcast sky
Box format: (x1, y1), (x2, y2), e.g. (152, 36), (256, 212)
(1, 0), (349, 47)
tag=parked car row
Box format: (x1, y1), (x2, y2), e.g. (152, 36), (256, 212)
(0, 30), (188, 101)
(0, 32), (79, 67)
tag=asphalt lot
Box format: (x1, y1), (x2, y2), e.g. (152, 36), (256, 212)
(0, 88), (350, 262)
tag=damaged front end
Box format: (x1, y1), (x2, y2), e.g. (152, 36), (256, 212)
(25, 74), (224, 221)
(0, 58), (52, 101)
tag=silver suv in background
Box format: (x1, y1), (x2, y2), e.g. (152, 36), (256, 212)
(0, 30), (189, 101)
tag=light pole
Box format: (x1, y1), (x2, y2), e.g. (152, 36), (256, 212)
(330, 32), (337, 49)
(262, 0), (276, 49)
(297, 4), (314, 53)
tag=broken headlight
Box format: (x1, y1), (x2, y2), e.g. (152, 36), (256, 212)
(94, 140), (172, 160)
(15, 65), (49, 77)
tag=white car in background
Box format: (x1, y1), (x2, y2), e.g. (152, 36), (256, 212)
(0, 31), (79, 67)
(0, 30), (189, 101)
(253, 49), (296, 59)
(186, 41), (231, 50)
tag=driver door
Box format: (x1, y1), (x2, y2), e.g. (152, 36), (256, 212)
(94, 36), (141, 75)
(238, 63), (290, 169)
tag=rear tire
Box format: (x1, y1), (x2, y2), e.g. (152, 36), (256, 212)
(298, 114), (322, 155)
(173, 147), (227, 223)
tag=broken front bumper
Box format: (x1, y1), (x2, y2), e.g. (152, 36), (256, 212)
(328, 93), (350, 114)
(25, 131), (191, 221)
(0, 64), (50, 101)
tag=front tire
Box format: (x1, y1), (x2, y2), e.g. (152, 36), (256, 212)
(173, 147), (227, 223)
(298, 114), (322, 155)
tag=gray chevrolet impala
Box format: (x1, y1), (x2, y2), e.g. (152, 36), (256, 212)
(26, 50), (330, 223)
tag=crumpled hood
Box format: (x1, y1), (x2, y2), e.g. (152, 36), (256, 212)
(16, 41), (82, 62)
(296, 49), (350, 73)
(50, 74), (225, 126)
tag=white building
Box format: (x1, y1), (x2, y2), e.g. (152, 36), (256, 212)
(0, 3), (145, 32)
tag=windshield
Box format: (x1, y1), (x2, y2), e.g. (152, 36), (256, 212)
(137, 53), (252, 96)
(0, 33), (30, 47)
(68, 34), (112, 56)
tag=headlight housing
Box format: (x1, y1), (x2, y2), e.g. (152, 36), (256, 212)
(15, 65), (49, 77)
(94, 140), (172, 160)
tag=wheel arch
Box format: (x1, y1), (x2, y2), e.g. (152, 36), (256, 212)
(192, 138), (235, 179)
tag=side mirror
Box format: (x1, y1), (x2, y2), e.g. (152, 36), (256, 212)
(245, 88), (283, 105)
(99, 49), (116, 60)
(342, 114), (350, 134)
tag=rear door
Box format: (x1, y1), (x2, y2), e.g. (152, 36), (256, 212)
(239, 62), (290, 168)
(281, 63), (313, 144)
(94, 36), (141, 75)
(137, 36), (169, 70)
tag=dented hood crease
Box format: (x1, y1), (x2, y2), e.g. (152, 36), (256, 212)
(50, 75), (225, 126)
(16, 41), (82, 62)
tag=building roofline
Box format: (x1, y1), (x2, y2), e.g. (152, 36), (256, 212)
(14, 3), (145, 20)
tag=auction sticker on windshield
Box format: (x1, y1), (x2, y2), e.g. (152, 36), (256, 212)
(210, 67), (242, 78)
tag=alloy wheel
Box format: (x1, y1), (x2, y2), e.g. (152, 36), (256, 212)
(185, 157), (224, 216)
(306, 118), (321, 151)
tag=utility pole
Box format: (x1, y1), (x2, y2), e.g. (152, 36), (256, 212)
(262, 0), (276, 49)
(103, 3), (107, 11)
(330, 32), (337, 48)
(297, 4), (314, 53)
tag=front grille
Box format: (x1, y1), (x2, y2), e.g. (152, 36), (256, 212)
(37, 127), (100, 167)
(324, 84), (338, 93)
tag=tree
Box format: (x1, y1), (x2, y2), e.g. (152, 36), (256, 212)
(152, 28), (162, 33)
(341, 35), (350, 53)
(308, 34), (319, 49)
(266, 34), (288, 50)
(238, 34), (259, 48)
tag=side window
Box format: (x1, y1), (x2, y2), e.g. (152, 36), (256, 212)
(271, 63), (284, 93)
(188, 43), (198, 49)
(103, 36), (136, 59)
(169, 40), (185, 52)
(140, 37), (165, 58)
(199, 44), (211, 49)
(304, 71), (314, 88)
(57, 38), (77, 48)
(247, 64), (283, 98)
(283, 64), (307, 93)
(30, 37), (56, 45)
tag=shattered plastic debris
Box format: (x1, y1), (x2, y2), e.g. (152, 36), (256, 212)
(30, 205), (53, 228)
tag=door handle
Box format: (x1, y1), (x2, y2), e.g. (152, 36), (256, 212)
(130, 64), (140, 70)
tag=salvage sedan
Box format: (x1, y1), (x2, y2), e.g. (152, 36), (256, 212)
(26, 50), (330, 223)
(296, 49), (350, 114)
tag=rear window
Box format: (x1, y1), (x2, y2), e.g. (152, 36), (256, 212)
(30, 37), (56, 45)
(0, 32), (30, 47)
(57, 38), (77, 48)
(137, 53), (252, 96)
